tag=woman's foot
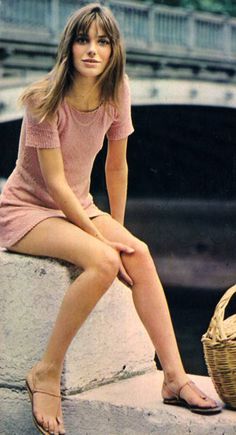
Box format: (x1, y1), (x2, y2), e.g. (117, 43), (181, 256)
(26, 362), (66, 434)
(162, 377), (222, 415)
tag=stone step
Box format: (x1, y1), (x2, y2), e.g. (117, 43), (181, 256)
(1, 370), (235, 434)
(63, 370), (235, 435)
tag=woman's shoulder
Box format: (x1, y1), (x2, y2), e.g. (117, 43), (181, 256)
(115, 74), (132, 111)
(119, 73), (131, 95)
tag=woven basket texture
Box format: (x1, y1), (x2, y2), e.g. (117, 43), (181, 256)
(202, 284), (236, 409)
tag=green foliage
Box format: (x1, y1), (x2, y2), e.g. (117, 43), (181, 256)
(141, 0), (236, 16)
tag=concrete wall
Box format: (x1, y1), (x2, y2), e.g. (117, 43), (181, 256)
(0, 249), (155, 432)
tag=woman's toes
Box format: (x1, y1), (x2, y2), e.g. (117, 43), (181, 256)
(40, 421), (48, 433)
(207, 398), (217, 408)
(57, 414), (66, 434)
(48, 417), (56, 434)
(43, 418), (50, 432)
(34, 410), (43, 426)
(58, 423), (66, 434)
(35, 412), (49, 431)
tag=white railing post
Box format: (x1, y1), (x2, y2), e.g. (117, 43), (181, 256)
(223, 15), (231, 59)
(50, 0), (60, 40)
(187, 9), (195, 52)
(148, 2), (155, 49)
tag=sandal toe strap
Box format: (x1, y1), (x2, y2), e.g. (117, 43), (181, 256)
(33, 388), (61, 399)
(179, 380), (209, 400)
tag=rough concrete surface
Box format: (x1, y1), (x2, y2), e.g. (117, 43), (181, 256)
(65, 370), (235, 435)
(0, 250), (156, 434)
(1, 370), (235, 435)
(0, 250), (154, 394)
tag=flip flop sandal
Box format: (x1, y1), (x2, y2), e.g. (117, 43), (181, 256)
(26, 372), (64, 434)
(163, 380), (222, 415)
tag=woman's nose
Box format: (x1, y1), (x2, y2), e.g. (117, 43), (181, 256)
(87, 48), (96, 57)
(87, 41), (96, 57)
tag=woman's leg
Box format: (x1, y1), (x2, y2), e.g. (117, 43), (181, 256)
(9, 217), (120, 434)
(92, 214), (218, 409)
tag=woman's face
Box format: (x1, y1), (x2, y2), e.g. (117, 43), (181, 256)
(72, 20), (112, 80)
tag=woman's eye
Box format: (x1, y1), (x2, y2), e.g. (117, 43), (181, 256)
(98, 38), (110, 46)
(75, 36), (88, 44)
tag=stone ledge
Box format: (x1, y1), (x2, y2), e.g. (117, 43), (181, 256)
(64, 370), (234, 435)
(0, 250), (154, 394)
(1, 371), (235, 435)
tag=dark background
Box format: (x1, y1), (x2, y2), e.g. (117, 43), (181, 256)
(1, 104), (235, 375)
(1, 105), (235, 200)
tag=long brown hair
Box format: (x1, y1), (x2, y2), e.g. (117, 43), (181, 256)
(20, 3), (125, 121)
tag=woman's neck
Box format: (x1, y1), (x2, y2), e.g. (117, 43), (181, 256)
(67, 76), (101, 112)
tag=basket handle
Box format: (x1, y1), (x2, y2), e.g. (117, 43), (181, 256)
(206, 284), (236, 342)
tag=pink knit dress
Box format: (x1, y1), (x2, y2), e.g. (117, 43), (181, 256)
(0, 77), (134, 248)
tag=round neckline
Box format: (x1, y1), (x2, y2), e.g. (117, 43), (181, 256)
(63, 99), (104, 127)
(64, 98), (103, 115)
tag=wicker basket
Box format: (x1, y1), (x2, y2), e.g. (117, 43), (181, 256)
(201, 284), (236, 409)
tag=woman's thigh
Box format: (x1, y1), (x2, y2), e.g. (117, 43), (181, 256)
(92, 215), (157, 283)
(92, 214), (140, 247)
(8, 217), (114, 270)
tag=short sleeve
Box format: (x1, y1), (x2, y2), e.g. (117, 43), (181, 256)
(25, 106), (61, 149)
(106, 75), (134, 141)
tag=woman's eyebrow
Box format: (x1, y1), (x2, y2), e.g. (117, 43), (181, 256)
(77, 32), (108, 38)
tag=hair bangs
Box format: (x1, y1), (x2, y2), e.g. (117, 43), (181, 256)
(74, 7), (118, 44)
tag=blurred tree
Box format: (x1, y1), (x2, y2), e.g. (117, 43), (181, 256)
(141, 0), (236, 16)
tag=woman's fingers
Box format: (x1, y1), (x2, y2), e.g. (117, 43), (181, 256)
(109, 241), (135, 255)
(118, 259), (133, 287)
(101, 238), (134, 285)
(119, 243), (135, 255)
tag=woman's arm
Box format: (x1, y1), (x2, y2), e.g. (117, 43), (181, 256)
(38, 145), (134, 285)
(37, 147), (104, 239)
(105, 137), (128, 225)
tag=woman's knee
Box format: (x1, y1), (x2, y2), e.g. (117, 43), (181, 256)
(132, 238), (150, 261)
(91, 246), (120, 283)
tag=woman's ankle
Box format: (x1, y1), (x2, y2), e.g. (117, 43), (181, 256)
(31, 360), (62, 384)
(163, 368), (188, 387)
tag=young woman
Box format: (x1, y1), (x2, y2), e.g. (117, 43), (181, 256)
(0, 3), (221, 434)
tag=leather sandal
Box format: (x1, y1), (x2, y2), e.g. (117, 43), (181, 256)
(26, 371), (65, 434)
(163, 380), (222, 415)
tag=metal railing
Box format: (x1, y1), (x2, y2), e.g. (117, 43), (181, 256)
(1, 0), (236, 61)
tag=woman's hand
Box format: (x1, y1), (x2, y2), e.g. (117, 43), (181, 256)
(97, 235), (134, 286)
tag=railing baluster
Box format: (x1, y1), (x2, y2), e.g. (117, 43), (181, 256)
(230, 22), (236, 55)
(50, 0), (60, 40)
(224, 16), (231, 58)
(148, 4), (155, 48)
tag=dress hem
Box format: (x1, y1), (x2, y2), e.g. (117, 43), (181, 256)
(1, 209), (109, 249)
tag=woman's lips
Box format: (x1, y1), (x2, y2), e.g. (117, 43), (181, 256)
(82, 59), (100, 63)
